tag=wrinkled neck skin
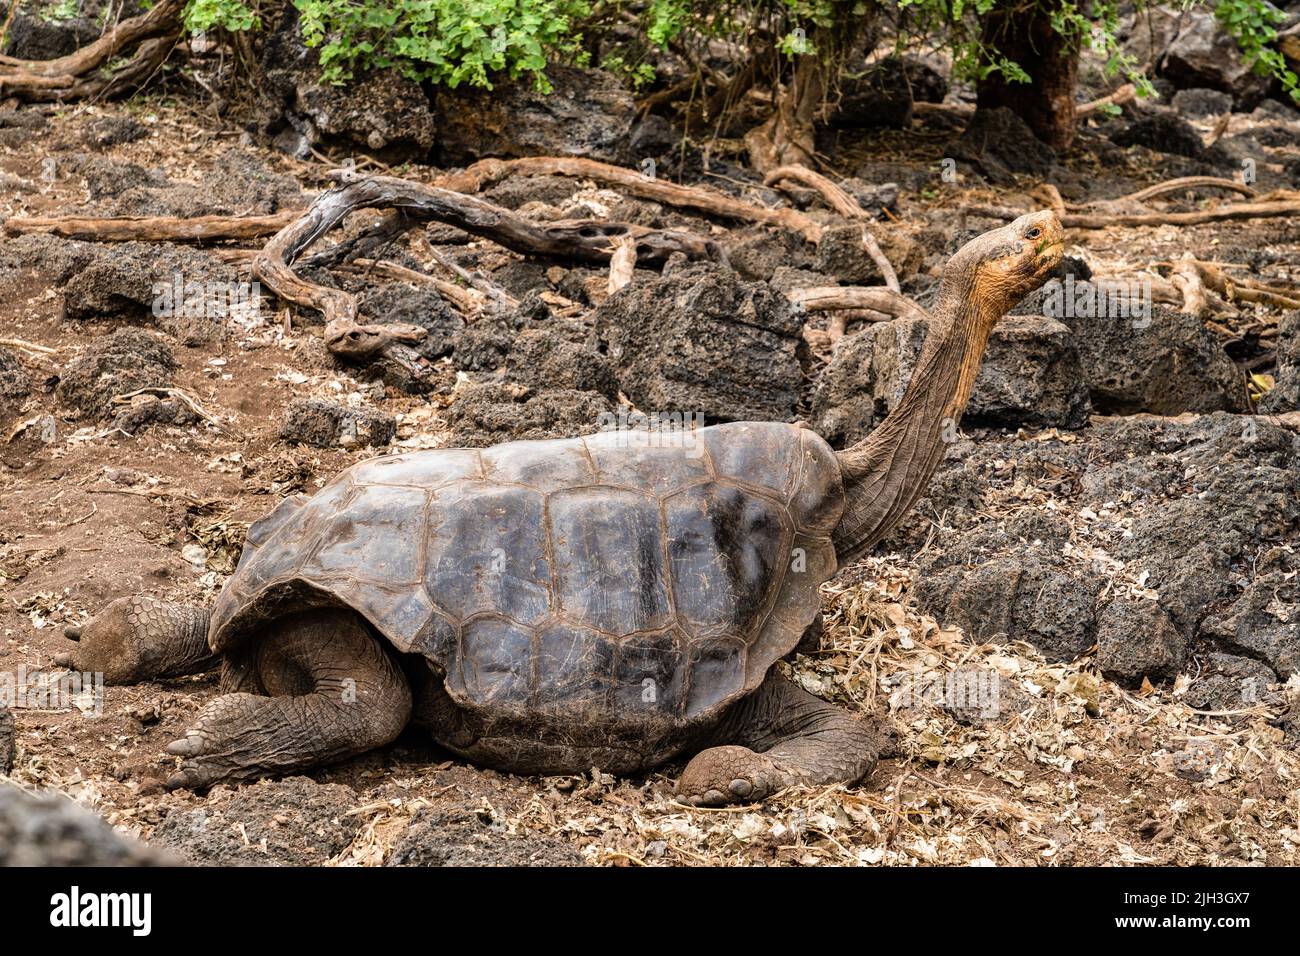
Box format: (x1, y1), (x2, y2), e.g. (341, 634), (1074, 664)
(831, 271), (1002, 563)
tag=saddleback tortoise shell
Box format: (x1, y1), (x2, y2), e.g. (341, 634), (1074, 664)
(209, 422), (844, 724)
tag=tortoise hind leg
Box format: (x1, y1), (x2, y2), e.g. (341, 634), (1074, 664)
(55, 596), (216, 684)
(164, 609), (411, 790)
(676, 671), (894, 807)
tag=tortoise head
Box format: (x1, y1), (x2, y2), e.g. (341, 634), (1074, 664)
(945, 210), (1064, 320)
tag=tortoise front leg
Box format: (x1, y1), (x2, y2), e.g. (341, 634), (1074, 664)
(56, 596), (217, 684)
(676, 671), (893, 806)
(164, 609), (411, 790)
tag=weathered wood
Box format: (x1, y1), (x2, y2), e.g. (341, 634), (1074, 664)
(2, 210), (299, 241)
(255, 173), (718, 358)
(438, 156), (824, 243)
(0, 0), (183, 101)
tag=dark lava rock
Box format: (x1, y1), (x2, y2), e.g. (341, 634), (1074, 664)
(434, 65), (634, 166)
(1111, 110), (1206, 159)
(915, 549), (1099, 663)
(1183, 653), (1279, 711)
(830, 56), (949, 130)
(0, 782), (172, 865)
(258, 7), (435, 160)
(111, 394), (201, 435)
(2, 12), (100, 60)
(814, 224), (923, 285)
(152, 777), (360, 866)
(907, 414), (1300, 684)
(74, 149), (304, 219)
(768, 265), (833, 296)
(838, 179), (900, 217)
(0, 705), (12, 775)
(505, 329), (619, 401)
(58, 241), (235, 343)
(388, 807), (585, 867)
(951, 107), (1057, 185)
(279, 398), (396, 449)
(1259, 311), (1300, 413)
(359, 284), (465, 361)
(83, 115), (149, 148)
(1170, 88), (1234, 119)
(447, 383), (612, 447)
(0, 347), (32, 426)
(812, 315), (1090, 446)
(1159, 10), (1271, 110)
(1094, 597), (1187, 685)
(594, 263), (804, 422)
(1059, 304), (1247, 414)
(454, 319), (517, 372)
(1201, 550), (1300, 678)
(56, 330), (177, 422)
(723, 229), (816, 282)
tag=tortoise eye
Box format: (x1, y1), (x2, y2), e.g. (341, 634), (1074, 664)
(1025, 227), (1042, 240)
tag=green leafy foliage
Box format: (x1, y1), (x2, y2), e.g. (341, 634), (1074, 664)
(294, 0), (591, 88)
(173, 0), (1299, 105)
(183, 0), (259, 34)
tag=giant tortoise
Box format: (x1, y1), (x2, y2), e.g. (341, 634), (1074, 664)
(59, 211), (1064, 805)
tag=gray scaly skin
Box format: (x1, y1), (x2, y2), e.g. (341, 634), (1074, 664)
(58, 211), (1063, 803)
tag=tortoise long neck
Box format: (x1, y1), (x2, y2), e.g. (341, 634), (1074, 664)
(831, 275), (998, 563)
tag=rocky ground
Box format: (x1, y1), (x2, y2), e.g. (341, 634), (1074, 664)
(1, 6), (1300, 866)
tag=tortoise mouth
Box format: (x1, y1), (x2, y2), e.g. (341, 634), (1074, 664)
(1033, 239), (1065, 277)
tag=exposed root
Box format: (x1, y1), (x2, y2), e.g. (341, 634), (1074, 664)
(439, 157), (824, 243)
(966, 197), (1300, 230)
(0, 0), (183, 101)
(254, 172), (717, 358)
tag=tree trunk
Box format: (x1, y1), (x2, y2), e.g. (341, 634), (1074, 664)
(744, 53), (824, 174)
(975, 0), (1079, 151)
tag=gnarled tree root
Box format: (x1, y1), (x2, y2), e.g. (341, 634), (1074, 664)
(0, 0), (183, 101)
(438, 156), (824, 243)
(255, 172), (719, 359)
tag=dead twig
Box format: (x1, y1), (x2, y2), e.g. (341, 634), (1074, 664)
(0, 0), (184, 101)
(255, 173), (715, 359)
(607, 235), (638, 295)
(438, 156), (824, 243)
(345, 257), (486, 314)
(110, 386), (230, 434)
(965, 197), (1300, 229)
(1, 210), (299, 242)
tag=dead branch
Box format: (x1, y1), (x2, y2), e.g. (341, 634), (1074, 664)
(438, 156), (824, 243)
(1171, 254), (1207, 318)
(965, 198), (1300, 229)
(764, 164), (864, 220)
(1187, 259), (1300, 310)
(255, 173), (717, 358)
(789, 286), (929, 323)
(345, 258), (487, 314)
(1076, 83), (1137, 118)
(608, 235), (638, 295)
(1030, 184), (1067, 218)
(762, 164), (902, 290)
(0, 0), (183, 101)
(410, 234), (518, 310)
(860, 230), (900, 294)
(2, 210), (299, 242)
(913, 84), (1136, 126)
(1121, 176), (1258, 204)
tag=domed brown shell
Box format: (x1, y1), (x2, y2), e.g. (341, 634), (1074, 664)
(210, 422), (844, 725)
